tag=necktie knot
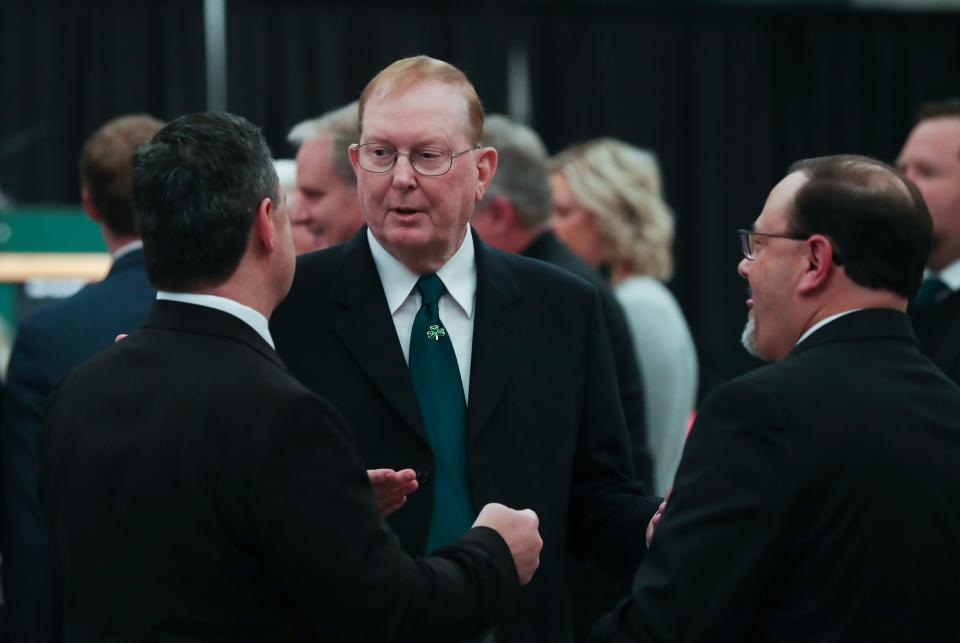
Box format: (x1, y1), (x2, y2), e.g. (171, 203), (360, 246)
(417, 274), (445, 307)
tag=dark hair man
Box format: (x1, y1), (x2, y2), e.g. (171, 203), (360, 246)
(39, 112), (541, 642)
(2, 114), (162, 643)
(898, 99), (960, 383)
(271, 56), (660, 643)
(590, 156), (960, 642)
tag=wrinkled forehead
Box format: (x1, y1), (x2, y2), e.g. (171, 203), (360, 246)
(361, 81), (473, 145)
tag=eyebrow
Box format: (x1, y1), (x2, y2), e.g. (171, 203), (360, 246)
(361, 131), (452, 147)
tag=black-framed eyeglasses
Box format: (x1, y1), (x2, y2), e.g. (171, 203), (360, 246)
(352, 143), (480, 177)
(738, 229), (809, 261)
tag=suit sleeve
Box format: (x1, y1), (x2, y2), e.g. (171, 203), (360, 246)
(251, 393), (520, 643)
(600, 289), (653, 487)
(588, 379), (796, 643)
(567, 288), (660, 579)
(2, 322), (62, 643)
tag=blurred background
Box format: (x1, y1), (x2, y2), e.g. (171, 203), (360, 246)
(1, 0), (958, 397)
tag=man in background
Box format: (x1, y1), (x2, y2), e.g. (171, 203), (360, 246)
(591, 155), (960, 642)
(287, 102), (364, 254)
(40, 111), (541, 642)
(472, 115), (653, 642)
(2, 113), (162, 643)
(473, 114), (650, 483)
(898, 99), (960, 383)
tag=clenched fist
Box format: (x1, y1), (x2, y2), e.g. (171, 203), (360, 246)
(473, 503), (542, 585)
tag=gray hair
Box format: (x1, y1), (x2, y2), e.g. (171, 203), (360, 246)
(479, 114), (552, 228)
(287, 101), (359, 186)
(550, 138), (675, 282)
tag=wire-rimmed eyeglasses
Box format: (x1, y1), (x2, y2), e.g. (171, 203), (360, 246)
(738, 229), (809, 261)
(352, 143), (480, 177)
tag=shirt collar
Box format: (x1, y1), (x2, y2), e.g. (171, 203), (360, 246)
(796, 308), (862, 346)
(155, 291), (275, 349)
(366, 226), (476, 318)
(926, 258), (960, 291)
(113, 240), (143, 261)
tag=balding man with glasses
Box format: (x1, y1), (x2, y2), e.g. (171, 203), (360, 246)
(271, 56), (660, 642)
(589, 155), (960, 643)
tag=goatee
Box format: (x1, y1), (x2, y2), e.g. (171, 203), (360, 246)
(741, 315), (763, 359)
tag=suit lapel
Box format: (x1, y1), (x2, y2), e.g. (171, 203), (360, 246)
(331, 230), (427, 441)
(467, 235), (524, 442)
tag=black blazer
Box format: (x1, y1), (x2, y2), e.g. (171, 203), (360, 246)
(522, 230), (652, 483)
(272, 228), (659, 643)
(39, 301), (519, 643)
(2, 248), (155, 643)
(909, 289), (960, 385)
(590, 309), (960, 642)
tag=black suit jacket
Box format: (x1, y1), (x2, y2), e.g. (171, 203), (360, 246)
(271, 228), (659, 643)
(909, 289), (960, 384)
(39, 300), (519, 643)
(522, 230), (651, 483)
(2, 248), (155, 643)
(590, 309), (960, 642)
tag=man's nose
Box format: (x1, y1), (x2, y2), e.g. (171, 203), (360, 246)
(738, 257), (751, 279)
(391, 155), (418, 190)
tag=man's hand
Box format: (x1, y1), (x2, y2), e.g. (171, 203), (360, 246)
(473, 503), (542, 585)
(367, 468), (419, 517)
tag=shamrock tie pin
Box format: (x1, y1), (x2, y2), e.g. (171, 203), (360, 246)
(426, 324), (447, 341)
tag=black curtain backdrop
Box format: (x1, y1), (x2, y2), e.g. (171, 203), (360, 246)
(2, 0), (959, 396)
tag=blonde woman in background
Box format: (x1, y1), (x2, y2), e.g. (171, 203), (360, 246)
(550, 138), (698, 495)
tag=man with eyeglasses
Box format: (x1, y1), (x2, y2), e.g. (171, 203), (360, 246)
(588, 155), (960, 642)
(271, 56), (659, 642)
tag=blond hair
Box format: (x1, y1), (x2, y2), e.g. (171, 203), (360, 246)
(551, 138), (674, 281)
(358, 55), (484, 144)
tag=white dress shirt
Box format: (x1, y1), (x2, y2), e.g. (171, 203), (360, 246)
(113, 240), (143, 261)
(156, 291), (275, 349)
(367, 227), (476, 400)
(925, 258), (960, 292)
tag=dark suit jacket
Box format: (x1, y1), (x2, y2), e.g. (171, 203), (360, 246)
(39, 300), (519, 643)
(271, 228), (659, 643)
(2, 248), (155, 643)
(909, 289), (960, 385)
(590, 309), (960, 642)
(522, 230), (651, 484)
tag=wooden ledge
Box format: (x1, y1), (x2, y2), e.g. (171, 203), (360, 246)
(0, 252), (111, 282)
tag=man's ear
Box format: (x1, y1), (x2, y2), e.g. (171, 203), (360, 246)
(475, 147), (498, 202)
(480, 196), (519, 235)
(797, 234), (835, 295)
(81, 187), (103, 224)
(252, 196), (276, 253)
(348, 144), (362, 179)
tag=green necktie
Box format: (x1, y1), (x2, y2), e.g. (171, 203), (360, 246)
(409, 274), (474, 554)
(913, 276), (950, 311)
